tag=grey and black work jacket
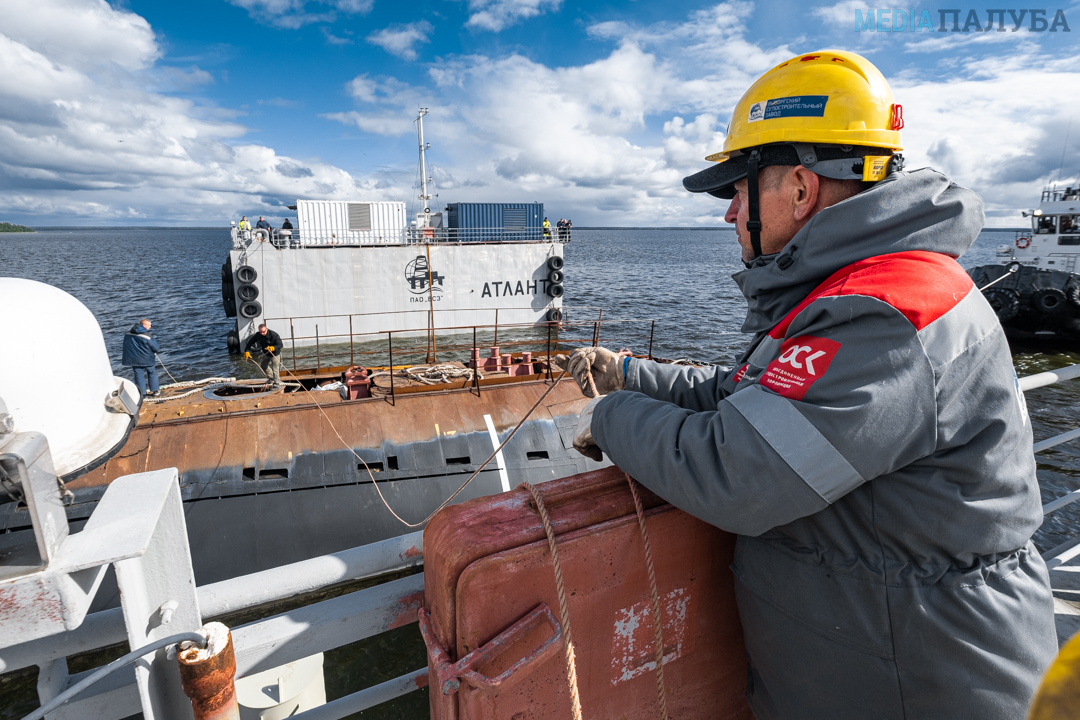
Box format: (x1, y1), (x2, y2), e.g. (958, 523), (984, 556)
(591, 169), (1057, 720)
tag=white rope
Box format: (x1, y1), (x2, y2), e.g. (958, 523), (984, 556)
(142, 377), (236, 404)
(403, 364), (478, 384)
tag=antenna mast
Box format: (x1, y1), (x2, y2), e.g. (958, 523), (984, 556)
(416, 108), (432, 224)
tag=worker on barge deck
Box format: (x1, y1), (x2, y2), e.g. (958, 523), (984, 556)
(244, 323), (283, 386)
(121, 318), (160, 397)
(567, 50), (1056, 719)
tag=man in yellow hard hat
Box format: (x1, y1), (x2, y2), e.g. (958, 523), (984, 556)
(566, 50), (1056, 718)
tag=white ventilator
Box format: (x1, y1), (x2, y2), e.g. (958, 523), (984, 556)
(0, 277), (139, 478)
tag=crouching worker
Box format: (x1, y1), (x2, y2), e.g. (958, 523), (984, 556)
(564, 50), (1057, 719)
(122, 318), (160, 397)
(244, 323), (283, 386)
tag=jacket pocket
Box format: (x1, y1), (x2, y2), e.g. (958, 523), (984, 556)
(732, 535), (894, 659)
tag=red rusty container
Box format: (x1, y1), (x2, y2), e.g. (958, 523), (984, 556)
(422, 466), (751, 720)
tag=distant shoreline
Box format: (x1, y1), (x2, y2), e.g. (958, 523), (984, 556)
(0, 223), (34, 233)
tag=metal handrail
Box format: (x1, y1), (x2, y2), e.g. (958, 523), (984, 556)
(11, 535), (429, 719)
(1019, 361), (1080, 570)
(232, 225), (573, 249)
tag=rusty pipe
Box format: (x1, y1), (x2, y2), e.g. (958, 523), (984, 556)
(178, 622), (240, 720)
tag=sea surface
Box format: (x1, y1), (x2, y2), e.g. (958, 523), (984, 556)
(2, 226), (1080, 717)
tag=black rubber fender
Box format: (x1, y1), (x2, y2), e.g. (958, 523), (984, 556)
(236, 265), (258, 283)
(984, 289), (1020, 321)
(221, 279), (234, 304)
(547, 283), (564, 299)
(1033, 287), (1069, 315)
(226, 329), (241, 354)
(239, 300), (262, 319)
(546, 307), (562, 323)
(547, 256), (564, 271)
(548, 269), (564, 284)
(237, 283), (259, 302)
(1068, 283), (1080, 307)
(223, 295), (236, 318)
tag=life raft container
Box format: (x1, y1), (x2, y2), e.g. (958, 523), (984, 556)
(422, 466), (751, 720)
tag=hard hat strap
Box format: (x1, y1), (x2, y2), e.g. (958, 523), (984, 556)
(746, 150), (763, 258)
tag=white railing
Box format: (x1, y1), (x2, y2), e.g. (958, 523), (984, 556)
(231, 226), (570, 249)
(1021, 362), (1080, 570)
(3, 528), (429, 719)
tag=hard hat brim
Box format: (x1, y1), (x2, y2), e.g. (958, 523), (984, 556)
(683, 143), (895, 198)
(683, 145), (802, 198)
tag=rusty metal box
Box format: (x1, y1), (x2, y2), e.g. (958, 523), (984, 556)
(422, 466), (751, 720)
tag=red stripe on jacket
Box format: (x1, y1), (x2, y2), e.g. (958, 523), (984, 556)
(768, 251), (974, 340)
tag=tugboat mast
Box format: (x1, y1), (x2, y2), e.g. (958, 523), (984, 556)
(416, 108), (432, 227)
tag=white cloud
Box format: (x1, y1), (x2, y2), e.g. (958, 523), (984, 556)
(225, 0), (371, 29)
(0, 0), (379, 223)
(811, 0), (870, 28)
(367, 21), (433, 60)
(466, 0), (562, 32)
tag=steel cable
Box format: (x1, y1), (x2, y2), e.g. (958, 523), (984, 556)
(20, 631), (207, 720)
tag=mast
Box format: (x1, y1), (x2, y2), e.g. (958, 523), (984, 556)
(416, 108), (432, 224)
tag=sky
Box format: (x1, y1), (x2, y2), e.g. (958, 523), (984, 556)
(1, 0), (1078, 227)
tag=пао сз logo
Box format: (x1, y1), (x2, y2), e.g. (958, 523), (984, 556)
(405, 255), (445, 294)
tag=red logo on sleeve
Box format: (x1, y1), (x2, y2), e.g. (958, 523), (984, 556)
(759, 335), (841, 400)
(732, 364), (749, 384)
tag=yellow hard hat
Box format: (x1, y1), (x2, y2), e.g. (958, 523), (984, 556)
(684, 50), (904, 199)
(715, 50), (902, 160)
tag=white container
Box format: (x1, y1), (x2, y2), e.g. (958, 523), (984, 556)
(296, 200), (407, 245)
(235, 652), (326, 720)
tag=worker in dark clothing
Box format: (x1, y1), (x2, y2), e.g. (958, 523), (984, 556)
(564, 50), (1056, 719)
(121, 318), (160, 397)
(281, 218), (293, 230)
(244, 323), (283, 385)
(255, 216), (272, 230)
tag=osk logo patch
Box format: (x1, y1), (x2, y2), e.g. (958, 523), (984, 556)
(760, 335), (841, 400)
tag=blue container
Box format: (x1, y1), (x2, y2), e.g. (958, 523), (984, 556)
(445, 203), (545, 241)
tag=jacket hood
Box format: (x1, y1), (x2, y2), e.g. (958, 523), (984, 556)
(732, 168), (985, 335)
(129, 323), (150, 335)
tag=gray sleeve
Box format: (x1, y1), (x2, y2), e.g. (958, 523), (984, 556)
(592, 296), (938, 536)
(625, 358), (734, 412)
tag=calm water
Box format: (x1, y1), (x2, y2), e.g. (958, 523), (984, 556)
(2, 226), (1079, 717)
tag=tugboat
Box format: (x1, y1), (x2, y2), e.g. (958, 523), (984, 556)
(968, 186), (1080, 336)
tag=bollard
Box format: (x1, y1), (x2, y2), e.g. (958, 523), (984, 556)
(178, 622), (241, 720)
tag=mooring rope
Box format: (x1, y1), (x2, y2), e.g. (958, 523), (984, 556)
(271, 357), (567, 528)
(520, 480), (585, 720)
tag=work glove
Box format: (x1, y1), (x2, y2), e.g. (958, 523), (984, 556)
(244, 352), (252, 359)
(564, 346), (625, 398)
(267, 346), (275, 352)
(573, 396), (604, 462)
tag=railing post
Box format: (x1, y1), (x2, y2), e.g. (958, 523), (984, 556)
(595, 308), (603, 346)
(648, 320), (655, 360)
(290, 319), (297, 372)
(387, 332), (395, 407)
(473, 326), (481, 397)
(316, 324), (321, 374)
(350, 315), (355, 368)
(546, 321), (552, 382)
(494, 308), (499, 348)
(178, 623), (240, 720)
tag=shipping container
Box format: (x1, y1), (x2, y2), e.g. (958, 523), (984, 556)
(296, 200), (407, 245)
(445, 202), (545, 242)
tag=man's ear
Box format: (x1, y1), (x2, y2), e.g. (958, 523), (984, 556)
(790, 166), (821, 223)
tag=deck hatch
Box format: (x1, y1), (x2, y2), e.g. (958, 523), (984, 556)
(445, 456), (471, 465)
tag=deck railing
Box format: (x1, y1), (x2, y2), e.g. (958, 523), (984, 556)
(232, 226), (572, 249)
(261, 307), (659, 396)
(1020, 363), (1080, 570)
(3, 532), (429, 719)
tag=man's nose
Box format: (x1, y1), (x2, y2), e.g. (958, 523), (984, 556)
(725, 195), (741, 225)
